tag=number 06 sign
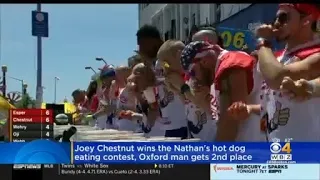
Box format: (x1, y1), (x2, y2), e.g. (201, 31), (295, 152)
(216, 27), (253, 50)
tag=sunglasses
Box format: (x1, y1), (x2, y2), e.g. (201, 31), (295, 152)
(273, 12), (290, 25)
(273, 11), (308, 25)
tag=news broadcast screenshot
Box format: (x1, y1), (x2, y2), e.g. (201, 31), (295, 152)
(1, 2), (320, 180)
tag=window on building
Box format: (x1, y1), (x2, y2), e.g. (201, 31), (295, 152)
(216, 4), (221, 23)
(141, 4), (149, 10)
(185, 28), (189, 42)
(171, 19), (176, 39)
(165, 32), (169, 41)
(192, 13), (196, 26)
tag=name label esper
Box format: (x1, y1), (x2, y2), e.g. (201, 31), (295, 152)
(11, 109), (53, 116)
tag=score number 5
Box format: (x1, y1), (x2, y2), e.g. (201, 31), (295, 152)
(220, 31), (245, 49)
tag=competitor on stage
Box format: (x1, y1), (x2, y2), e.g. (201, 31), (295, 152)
(256, 3), (320, 141)
(154, 59), (187, 138)
(157, 40), (215, 140)
(112, 66), (141, 131)
(164, 40), (264, 141)
(192, 27), (224, 47)
(134, 25), (188, 138)
(132, 25), (163, 132)
(88, 65), (118, 129)
(126, 63), (160, 133)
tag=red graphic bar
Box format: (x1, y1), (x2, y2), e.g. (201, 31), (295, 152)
(11, 116), (54, 124)
(11, 116), (42, 123)
(10, 109), (53, 116)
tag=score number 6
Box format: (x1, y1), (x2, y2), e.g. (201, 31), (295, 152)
(45, 117), (50, 123)
(220, 31), (245, 49)
(45, 110), (50, 115)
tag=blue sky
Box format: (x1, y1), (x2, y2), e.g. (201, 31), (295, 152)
(0, 4), (138, 103)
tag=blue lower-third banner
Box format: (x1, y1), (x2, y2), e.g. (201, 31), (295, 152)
(71, 142), (320, 164)
(1, 140), (320, 164)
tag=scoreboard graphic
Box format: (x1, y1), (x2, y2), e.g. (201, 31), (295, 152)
(9, 109), (54, 142)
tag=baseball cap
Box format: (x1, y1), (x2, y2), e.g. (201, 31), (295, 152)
(99, 64), (116, 78)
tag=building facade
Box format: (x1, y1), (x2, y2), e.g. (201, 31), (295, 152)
(138, 4), (278, 49)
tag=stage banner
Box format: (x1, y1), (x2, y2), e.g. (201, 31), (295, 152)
(0, 140), (320, 164)
(216, 27), (253, 50)
(216, 27), (281, 51)
(71, 142), (320, 164)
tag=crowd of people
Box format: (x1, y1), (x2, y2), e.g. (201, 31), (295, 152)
(71, 3), (320, 142)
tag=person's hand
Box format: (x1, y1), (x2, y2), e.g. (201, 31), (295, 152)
(227, 102), (251, 122)
(255, 24), (275, 40)
(165, 72), (185, 90)
(280, 76), (312, 102)
(118, 110), (134, 120)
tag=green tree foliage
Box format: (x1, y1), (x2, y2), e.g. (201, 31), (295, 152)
(14, 93), (36, 109)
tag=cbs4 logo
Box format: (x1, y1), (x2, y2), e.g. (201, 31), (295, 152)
(270, 142), (292, 154)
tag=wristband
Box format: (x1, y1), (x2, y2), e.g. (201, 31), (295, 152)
(307, 80), (317, 94)
(180, 84), (190, 94)
(256, 38), (272, 50)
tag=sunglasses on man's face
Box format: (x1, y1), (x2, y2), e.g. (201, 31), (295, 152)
(273, 12), (290, 25)
(273, 11), (308, 25)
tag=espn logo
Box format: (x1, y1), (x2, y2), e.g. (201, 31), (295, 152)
(13, 164), (41, 169)
(270, 154), (292, 161)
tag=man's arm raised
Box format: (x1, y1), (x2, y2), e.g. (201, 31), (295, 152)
(215, 69), (249, 141)
(258, 46), (320, 89)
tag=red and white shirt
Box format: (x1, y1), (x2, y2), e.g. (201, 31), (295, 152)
(213, 50), (264, 141)
(260, 39), (320, 142)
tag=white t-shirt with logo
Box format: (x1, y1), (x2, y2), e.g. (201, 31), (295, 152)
(185, 98), (217, 141)
(260, 41), (320, 142)
(158, 84), (187, 130)
(115, 87), (137, 131)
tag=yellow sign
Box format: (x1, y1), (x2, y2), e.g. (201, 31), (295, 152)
(220, 30), (245, 49)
